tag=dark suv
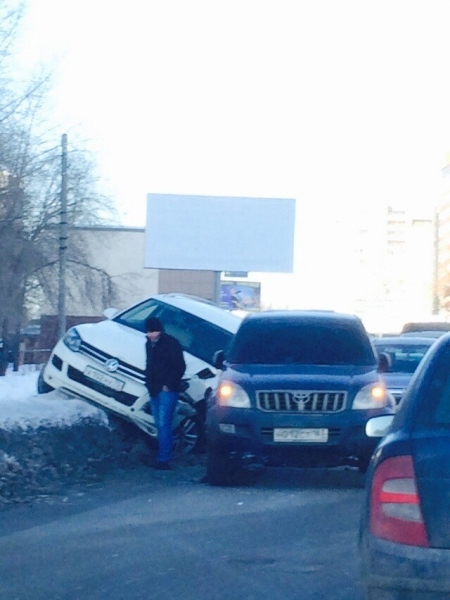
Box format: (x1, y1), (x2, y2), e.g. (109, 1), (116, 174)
(206, 310), (395, 485)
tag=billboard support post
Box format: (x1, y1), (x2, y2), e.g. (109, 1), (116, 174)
(214, 271), (221, 306)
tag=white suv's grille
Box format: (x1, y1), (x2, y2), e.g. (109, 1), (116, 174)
(257, 390), (346, 412)
(79, 341), (145, 383)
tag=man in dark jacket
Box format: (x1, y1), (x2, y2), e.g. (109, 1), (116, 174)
(145, 316), (186, 470)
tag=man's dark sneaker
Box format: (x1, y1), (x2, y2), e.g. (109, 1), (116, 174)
(154, 462), (171, 471)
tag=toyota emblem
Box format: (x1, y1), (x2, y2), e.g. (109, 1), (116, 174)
(292, 392), (311, 411)
(292, 392), (311, 403)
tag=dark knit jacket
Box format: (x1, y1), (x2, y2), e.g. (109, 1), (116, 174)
(145, 332), (186, 397)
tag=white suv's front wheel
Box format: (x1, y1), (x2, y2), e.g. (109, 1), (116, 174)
(173, 416), (200, 456)
(37, 368), (54, 394)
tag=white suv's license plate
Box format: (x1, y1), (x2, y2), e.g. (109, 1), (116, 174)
(84, 365), (125, 392)
(273, 428), (328, 443)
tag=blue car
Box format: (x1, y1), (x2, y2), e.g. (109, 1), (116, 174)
(360, 332), (450, 599)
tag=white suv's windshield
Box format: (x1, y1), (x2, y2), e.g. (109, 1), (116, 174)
(115, 298), (236, 365)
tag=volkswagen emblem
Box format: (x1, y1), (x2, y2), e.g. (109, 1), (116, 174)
(105, 358), (120, 373)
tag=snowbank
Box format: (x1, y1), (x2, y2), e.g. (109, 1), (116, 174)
(0, 372), (109, 430)
(0, 369), (156, 505)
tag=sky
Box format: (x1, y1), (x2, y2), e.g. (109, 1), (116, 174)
(0, 369), (106, 430)
(16, 1), (450, 222)
(11, 1), (450, 314)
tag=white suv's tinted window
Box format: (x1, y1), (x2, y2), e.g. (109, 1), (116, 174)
(228, 319), (376, 366)
(114, 298), (160, 330)
(114, 298), (235, 364)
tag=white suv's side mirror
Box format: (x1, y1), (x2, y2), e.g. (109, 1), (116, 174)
(103, 307), (119, 320)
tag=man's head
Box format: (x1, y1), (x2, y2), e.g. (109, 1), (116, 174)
(145, 316), (163, 342)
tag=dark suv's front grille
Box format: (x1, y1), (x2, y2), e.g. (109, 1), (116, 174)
(257, 390), (346, 413)
(79, 341), (146, 383)
(67, 365), (138, 407)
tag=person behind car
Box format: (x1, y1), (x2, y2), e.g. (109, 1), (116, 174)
(144, 316), (186, 470)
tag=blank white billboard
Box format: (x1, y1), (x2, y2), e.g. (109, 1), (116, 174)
(145, 194), (295, 272)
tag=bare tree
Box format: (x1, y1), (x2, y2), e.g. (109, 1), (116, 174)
(0, 128), (120, 365)
(0, 1), (119, 373)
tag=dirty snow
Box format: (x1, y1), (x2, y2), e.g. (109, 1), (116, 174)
(0, 367), (158, 505)
(0, 367), (108, 430)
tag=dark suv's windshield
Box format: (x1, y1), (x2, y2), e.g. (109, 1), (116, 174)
(228, 319), (376, 366)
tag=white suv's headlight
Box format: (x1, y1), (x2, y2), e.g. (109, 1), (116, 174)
(217, 381), (251, 408)
(63, 327), (82, 352)
(352, 383), (388, 410)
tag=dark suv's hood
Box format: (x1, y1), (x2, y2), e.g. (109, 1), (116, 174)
(381, 372), (412, 390)
(224, 363), (380, 392)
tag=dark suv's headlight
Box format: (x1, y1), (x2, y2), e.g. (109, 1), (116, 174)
(352, 383), (388, 410)
(217, 380), (251, 408)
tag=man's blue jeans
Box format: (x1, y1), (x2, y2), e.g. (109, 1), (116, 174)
(150, 390), (178, 463)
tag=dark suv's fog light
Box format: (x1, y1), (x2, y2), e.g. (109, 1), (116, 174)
(219, 423), (236, 434)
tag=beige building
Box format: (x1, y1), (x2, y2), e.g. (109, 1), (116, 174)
(41, 226), (217, 317)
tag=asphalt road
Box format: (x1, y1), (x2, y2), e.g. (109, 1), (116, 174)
(0, 464), (367, 600)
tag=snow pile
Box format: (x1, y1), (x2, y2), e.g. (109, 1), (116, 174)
(0, 369), (156, 504)
(0, 370), (109, 430)
(0, 368), (39, 401)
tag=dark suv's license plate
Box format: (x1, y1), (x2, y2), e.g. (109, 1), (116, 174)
(273, 428), (328, 443)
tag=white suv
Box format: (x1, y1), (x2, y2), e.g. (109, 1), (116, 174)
(38, 294), (242, 451)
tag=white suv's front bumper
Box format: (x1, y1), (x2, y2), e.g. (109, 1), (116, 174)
(42, 339), (156, 433)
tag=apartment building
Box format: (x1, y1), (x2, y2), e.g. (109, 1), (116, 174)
(350, 205), (434, 333)
(436, 161), (450, 313)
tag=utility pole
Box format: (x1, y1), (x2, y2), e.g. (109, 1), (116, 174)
(58, 134), (68, 339)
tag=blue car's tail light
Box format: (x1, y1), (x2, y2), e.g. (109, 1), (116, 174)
(370, 455), (429, 547)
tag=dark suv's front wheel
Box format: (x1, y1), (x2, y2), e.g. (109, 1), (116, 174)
(357, 453), (372, 474)
(206, 448), (238, 486)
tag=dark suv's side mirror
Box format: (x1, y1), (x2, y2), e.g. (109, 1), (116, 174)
(378, 352), (391, 373)
(213, 350), (225, 370)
